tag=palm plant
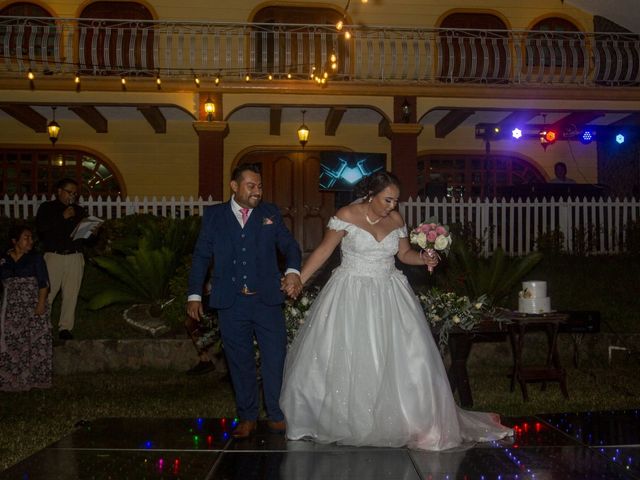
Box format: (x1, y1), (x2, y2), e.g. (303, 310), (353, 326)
(88, 216), (201, 315)
(449, 242), (543, 307)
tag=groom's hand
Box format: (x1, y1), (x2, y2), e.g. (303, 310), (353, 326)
(281, 273), (302, 299)
(186, 300), (203, 320)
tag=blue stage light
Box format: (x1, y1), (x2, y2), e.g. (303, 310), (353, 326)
(580, 130), (594, 144)
(512, 128), (522, 139)
(616, 134), (625, 144)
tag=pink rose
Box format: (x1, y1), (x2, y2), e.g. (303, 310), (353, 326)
(420, 224), (431, 233)
(427, 230), (438, 243)
(429, 223), (437, 230)
(436, 226), (447, 236)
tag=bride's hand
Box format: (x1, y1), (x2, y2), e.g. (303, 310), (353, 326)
(421, 249), (439, 269)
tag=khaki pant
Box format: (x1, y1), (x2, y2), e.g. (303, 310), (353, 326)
(44, 252), (84, 331)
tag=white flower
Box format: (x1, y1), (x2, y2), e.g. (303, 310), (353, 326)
(300, 297), (310, 306)
(434, 234), (450, 251)
(474, 302), (483, 309)
(413, 232), (427, 249)
(432, 314), (441, 322)
(452, 315), (461, 324)
(290, 307), (300, 318)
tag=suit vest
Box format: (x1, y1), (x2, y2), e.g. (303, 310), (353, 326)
(231, 217), (258, 294)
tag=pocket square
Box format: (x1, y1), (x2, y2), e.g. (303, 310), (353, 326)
(263, 217), (274, 225)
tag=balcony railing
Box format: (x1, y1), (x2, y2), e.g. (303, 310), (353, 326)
(1, 17), (639, 86)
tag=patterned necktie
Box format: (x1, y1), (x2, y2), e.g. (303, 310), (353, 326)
(240, 207), (250, 226)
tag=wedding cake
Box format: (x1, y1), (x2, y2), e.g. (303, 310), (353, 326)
(518, 281), (551, 314)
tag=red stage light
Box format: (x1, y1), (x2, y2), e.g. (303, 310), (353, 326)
(544, 130), (557, 143)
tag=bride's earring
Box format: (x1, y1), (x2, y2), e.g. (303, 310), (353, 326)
(368, 197), (372, 203)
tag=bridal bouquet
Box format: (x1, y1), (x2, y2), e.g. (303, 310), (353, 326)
(283, 286), (320, 346)
(409, 220), (452, 273)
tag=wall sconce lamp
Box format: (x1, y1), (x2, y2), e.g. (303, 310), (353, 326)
(204, 96), (215, 121)
(297, 110), (309, 148)
(47, 107), (61, 145)
(400, 98), (411, 123)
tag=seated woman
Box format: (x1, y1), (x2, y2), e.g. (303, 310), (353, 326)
(0, 224), (51, 391)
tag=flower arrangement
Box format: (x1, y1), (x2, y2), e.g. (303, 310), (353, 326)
(409, 220), (452, 273)
(283, 286), (320, 345)
(416, 288), (494, 352)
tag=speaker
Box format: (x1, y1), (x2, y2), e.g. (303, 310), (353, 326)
(558, 310), (601, 333)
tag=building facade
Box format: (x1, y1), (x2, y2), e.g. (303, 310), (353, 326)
(1, 0), (639, 248)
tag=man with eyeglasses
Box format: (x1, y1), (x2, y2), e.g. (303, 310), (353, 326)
(36, 178), (88, 341)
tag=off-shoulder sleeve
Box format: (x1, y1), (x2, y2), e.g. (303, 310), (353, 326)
(327, 216), (351, 232)
(398, 225), (408, 238)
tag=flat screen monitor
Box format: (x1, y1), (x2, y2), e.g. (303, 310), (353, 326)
(319, 152), (386, 191)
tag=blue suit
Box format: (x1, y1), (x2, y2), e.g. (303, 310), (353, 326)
(188, 200), (301, 421)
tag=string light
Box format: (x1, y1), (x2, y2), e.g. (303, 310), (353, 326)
(245, 74), (250, 82)
(193, 74), (200, 87)
(345, 30), (352, 40)
(156, 73), (162, 89)
(74, 73), (81, 92)
(214, 74), (220, 86)
(121, 76), (127, 91)
(268, 74), (273, 80)
(27, 68), (35, 89)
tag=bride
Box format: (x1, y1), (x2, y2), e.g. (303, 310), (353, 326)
(279, 171), (512, 451)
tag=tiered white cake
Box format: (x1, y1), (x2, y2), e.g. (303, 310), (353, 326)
(518, 281), (551, 314)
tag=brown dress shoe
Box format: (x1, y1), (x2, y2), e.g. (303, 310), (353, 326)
(266, 420), (286, 434)
(232, 420), (257, 438)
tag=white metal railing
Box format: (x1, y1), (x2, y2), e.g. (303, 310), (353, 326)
(2, 194), (639, 255)
(1, 17), (639, 86)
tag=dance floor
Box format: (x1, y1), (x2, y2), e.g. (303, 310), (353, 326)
(1, 410), (639, 479)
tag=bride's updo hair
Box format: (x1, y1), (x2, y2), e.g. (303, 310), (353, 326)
(353, 171), (400, 201)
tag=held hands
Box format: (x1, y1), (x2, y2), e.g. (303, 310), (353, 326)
(281, 272), (303, 299)
(186, 300), (204, 321)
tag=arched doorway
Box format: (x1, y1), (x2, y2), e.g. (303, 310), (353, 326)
(240, 150), (335, 254)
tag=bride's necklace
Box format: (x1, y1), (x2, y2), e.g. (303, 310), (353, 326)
(365, 214), (381, 225)
(365, 205), (382, 225)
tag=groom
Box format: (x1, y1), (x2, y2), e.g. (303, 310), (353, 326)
(187, 163), (302, 438)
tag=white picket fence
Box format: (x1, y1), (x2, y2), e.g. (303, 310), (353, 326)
(2, 194), (639, 256)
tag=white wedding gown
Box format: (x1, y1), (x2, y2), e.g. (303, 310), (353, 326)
(280, 217), (512, 451)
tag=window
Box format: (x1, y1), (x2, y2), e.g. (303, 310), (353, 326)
(252, 6), (345, 78)
(438, 13), (509, 83)
(78, 2), (154, 75)
(0, 3), (56, 61)
(0, 149), (123, 197)
(418, 153), (545, 199)
(527, 17), (584, 69)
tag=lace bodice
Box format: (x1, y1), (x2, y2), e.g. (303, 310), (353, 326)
(327, 216), (407, 277)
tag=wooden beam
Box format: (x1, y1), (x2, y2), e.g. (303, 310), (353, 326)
(610, 113), (640, 126)
(69, 106), (108, 133)
(497, 110), (539, 127)
(0, 104), (47, 132)
(137, 106), (166, 133)
(325, 107), (346, 136)
(435, 109), (474, 138)
(269, 106), (282, 136)
(551, 111), (604, 131)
